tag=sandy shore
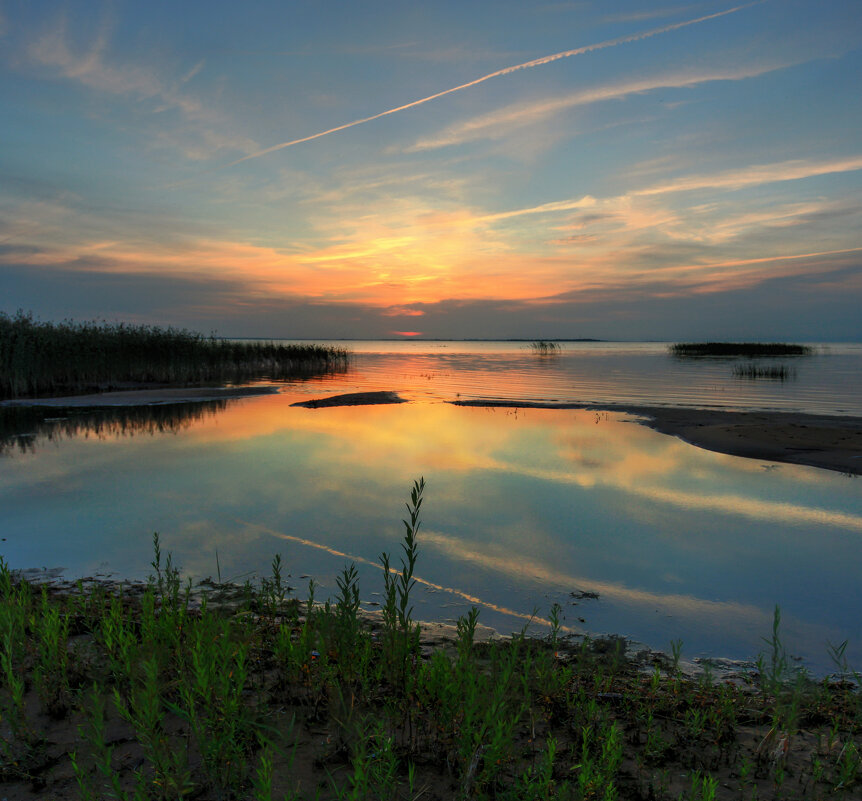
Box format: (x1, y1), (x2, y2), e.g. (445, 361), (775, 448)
(451, 399), (862, 476)
(0, 385), (280, 407)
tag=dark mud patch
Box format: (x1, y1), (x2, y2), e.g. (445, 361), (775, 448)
(292, 390), (407, 408)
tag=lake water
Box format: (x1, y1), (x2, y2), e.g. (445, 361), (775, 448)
(2, 341), (861, 674)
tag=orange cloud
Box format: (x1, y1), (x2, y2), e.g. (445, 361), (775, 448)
(6, 147), (861, 313)
(380, 307), (425, 317)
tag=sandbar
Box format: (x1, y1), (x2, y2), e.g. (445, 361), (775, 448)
(292, 390), (406, 408)
(451, 399), (862, 475)
(0, 385), (279, 408)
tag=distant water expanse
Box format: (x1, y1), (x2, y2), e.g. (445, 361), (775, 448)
(2, 340), (861, 675)
(272, 340), (862, 416)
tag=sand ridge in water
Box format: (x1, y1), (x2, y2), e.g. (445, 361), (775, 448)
(291, 390), (407, 408)
(450, 399), (862, 476)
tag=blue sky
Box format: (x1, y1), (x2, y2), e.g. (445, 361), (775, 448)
(1, 0), (861, 339)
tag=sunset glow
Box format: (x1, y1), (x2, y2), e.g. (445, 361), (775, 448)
(1, 1), (860, 339)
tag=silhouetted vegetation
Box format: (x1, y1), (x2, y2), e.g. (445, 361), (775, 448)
(530, 340), (562, 355)
(0, 311), (348, 399)
(670, 342), (813, 358)
(733, 363), (797, 381)
(2, 481), (860, 799)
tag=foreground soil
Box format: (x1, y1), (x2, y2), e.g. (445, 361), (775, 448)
(2, 571), (860, 801)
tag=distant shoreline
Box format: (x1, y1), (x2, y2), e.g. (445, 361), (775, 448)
(230, 337), (609, 342)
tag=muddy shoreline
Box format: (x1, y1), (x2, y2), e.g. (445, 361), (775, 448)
(450, 399), (862, 475)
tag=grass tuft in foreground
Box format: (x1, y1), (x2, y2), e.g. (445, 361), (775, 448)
(670, 342), (813, 358)
(0, 310), (348, 399)
(1, 482), (861, 799)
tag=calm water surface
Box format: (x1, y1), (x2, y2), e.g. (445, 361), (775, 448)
(2, 342), (861, 674)
(282, 340), (862, 415)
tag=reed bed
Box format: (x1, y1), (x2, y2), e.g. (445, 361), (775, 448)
(1, 479), (860, 799)
(733, 364), (798, 381)
(0, 311), (348, 399)
(670, 342), (813, 358)
(529, 340), (562, 355)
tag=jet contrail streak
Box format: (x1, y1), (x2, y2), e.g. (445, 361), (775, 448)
(225, 3), (756, 168)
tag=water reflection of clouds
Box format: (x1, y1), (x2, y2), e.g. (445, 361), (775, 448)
(420, 529), (770, 626)
(4, 389), (860, 669)
(241, 520), (551, 630)
(181, 396), (862, 532)
(238, 519), (831, 653)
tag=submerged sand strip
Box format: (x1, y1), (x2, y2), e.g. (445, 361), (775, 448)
(451, 399), (862, 475)
(1, 385), (280, 408)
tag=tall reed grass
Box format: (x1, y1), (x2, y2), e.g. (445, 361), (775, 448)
(732, 363), (797, 381)
(0, 311), (348, 399)
(529, 340), (561, 355)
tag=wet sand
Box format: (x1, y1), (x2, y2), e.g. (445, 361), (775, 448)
(633, 406), (862, 476)
(451, 399), (862, 476)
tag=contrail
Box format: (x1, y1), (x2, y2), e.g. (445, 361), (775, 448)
(225, 3), (757, 168)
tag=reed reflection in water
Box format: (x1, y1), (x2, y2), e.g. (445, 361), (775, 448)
(0, 402), (229, 456)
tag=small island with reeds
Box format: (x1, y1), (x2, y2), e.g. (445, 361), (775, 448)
(0, 311), (347, 400)
(670, 342), (813, 358)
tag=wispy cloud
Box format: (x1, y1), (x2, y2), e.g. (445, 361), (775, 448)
(454, 155), (862, 238)
(24, 17), (256, 159)
(406, 63), (786, 152)
(223, 3), (755, 168)
(635, 156), (862, 196)
(669, 200), (859, 244)
(475, 196), (598, 224)
(600, 5), (701, 24)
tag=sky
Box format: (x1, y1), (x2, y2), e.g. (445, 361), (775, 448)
(1, 0), (861, 340)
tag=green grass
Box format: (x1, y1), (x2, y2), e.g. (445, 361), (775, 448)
(670, 342), (813, 358)
(1, 482), (860, 799)
(0, 310), (348, 399)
